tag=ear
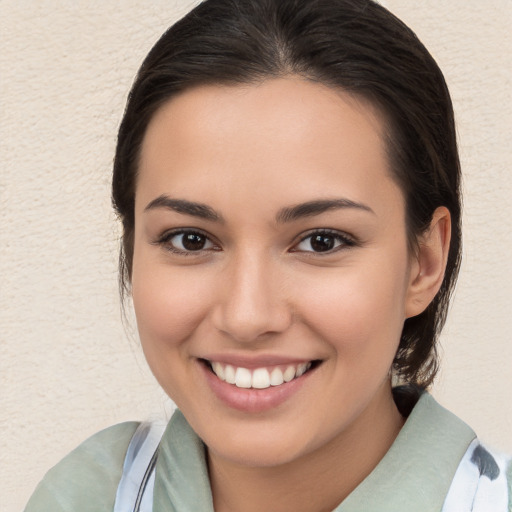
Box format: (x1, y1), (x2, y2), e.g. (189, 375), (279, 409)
(405, 206), (452, 319)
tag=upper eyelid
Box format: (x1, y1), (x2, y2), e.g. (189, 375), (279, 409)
(156, 227), (213, 241)
(295, 228), (356, 243)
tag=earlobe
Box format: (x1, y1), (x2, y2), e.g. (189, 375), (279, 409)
(405, 206), (451, 318)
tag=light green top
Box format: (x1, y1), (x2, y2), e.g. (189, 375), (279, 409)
(25, 394), (511, 511)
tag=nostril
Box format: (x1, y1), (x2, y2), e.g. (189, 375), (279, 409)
(211, 302), (293, 343)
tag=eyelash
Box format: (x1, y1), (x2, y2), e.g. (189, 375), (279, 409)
(154, 229), (219, 256)
(292, 229), (357, 255)
(154, 228), (357, 256)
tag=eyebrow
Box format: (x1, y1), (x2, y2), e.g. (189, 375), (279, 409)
(275, 198), (374, 223)
(144, 195), (373, 223)
(144, 195), (223, 222)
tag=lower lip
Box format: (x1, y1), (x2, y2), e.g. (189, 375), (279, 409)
(199, 362), (315, 413)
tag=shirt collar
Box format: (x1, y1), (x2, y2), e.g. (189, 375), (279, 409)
(335, 393), (476, 511)
(153, 410), (214, 512)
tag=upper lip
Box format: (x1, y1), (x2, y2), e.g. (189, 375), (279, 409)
(198, 353), (318, 369)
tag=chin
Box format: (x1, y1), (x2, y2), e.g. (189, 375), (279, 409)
(207, 433), (310, 468)
(190, 410), (326, 469)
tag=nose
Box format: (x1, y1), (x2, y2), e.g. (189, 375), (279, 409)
(211, 250), (292, 343)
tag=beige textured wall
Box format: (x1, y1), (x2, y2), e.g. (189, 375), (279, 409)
(1, 1), (510, 510)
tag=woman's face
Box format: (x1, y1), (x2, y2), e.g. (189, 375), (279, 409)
(132, 78), (419, 468)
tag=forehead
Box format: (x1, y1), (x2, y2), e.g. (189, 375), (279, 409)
(137, 78), (402, 217)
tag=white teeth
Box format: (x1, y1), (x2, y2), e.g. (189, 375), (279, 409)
(283, 366), (296, 382)
(209, 361), (314, 388)
(296, 362), (309, 377)
(212, 362), (225, 381)
(252, 368), (270, 389)
(269, 367), (284, 386)
(235, 367), (252, 388)
(224, 365), (236, 384)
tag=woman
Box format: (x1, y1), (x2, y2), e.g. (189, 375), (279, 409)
(24, 0), (511, 510)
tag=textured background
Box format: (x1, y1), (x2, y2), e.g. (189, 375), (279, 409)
(1, 1), (511, 510)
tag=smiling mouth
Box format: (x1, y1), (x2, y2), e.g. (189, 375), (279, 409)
(201, 359), (322, 390)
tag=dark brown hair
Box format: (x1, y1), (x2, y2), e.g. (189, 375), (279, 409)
(112, 0), (462, 389)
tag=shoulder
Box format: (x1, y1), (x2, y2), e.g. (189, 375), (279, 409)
(443, 439), (512, 512)
(24, 421), (139, 512)
(391, 390), (512, 511)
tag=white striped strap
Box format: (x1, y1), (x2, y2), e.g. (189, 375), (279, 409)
(114, 421), (167, 512)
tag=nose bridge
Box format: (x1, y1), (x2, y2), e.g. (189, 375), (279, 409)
(213, 247), (290, 342)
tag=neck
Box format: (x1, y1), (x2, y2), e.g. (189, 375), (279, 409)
(208, 383), (404, 512)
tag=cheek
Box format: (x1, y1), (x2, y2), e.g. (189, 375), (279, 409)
(131, 259), (211, 349)
(130, 256), (217, 404)
(294, 261), (409, 359)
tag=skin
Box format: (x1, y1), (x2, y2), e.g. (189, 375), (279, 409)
(131, 77), (450, 512)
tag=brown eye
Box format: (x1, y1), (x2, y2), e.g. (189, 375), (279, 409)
(181, 233), (208, 251)
(293, 230), (355, 254)
(310, 234), (336, 252)
(159, 230), (216, 253)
